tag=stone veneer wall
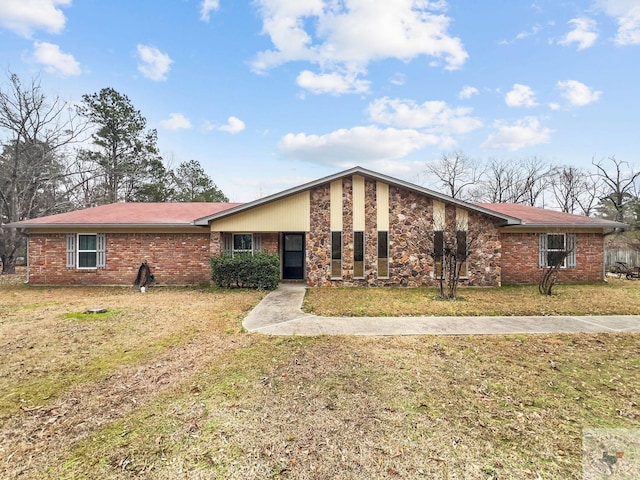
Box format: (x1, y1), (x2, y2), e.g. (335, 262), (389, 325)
(307, 184), (332, 286)
(500, 232), (605, 284)
(306, 178), (503, 287)
(28, 232), (212, 285)
(466, 211), (503, 286)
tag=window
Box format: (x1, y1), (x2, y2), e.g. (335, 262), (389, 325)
(233, 234), (253, 255)
(331, 231), (342, 278)
(539, 233), (576, 268)
(377, 231), (389, 278)
(456, 230), (468, 277)
(78, 234), (97, 268)
(66, 233), (106, 269)
(433, 230), (444, 278)
(354, 231), (364, 278)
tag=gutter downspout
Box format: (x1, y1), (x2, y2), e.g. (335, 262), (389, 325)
(26, 233), (30, 284)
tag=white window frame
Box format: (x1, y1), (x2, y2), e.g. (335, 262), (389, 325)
(547, 233), (567, 268)
(539, 233), (576, 269)
(232, 233), (253, 256)
(73, 233), (106, 269)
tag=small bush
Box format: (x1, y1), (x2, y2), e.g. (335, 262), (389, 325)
(210, 253), (280, 290)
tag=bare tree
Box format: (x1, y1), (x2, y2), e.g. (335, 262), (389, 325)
(425, 151), (483, 200)
(593, 156), (640, 223)
(575, 172), (601, 217)
(0, 73), (86, 273)
(538, 234), (575, 296)
(549, 166), (602, 214)
(470, 156), (552, 206)
(407, 210), (477, 300)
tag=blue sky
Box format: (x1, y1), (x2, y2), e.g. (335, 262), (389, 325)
(1, 0), (639, 202)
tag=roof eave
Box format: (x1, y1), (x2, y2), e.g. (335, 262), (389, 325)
(194, 166), (523, 226)
(4, 222), (209, 230)
(505, 222), (628, 230)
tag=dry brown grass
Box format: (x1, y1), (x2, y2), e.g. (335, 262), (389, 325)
(1, 280), (639, 479)
(303, 278), (640, 316)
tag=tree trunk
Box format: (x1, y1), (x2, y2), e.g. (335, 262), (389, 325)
(1, 253), (17, 274)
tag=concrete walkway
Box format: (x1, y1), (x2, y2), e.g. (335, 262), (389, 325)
(243, 283), (640, 336)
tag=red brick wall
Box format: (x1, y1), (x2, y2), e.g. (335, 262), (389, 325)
(501, 232), (605, 284)
(28, 232), (212, 285)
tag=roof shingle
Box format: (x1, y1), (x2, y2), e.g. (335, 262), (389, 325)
(476, 203), (625, 228)
(7, 202), (242, 228)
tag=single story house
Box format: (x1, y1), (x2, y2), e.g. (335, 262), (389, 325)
(5, 166), (625, 287)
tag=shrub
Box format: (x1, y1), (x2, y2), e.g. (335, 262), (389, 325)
(210, 253), (280, 290)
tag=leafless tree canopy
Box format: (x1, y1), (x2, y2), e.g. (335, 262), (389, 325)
(425, 151), (483, 200)
(0, 73), (87, 273)
(592, 156), (640, 223)
(425, 153), (640, 225)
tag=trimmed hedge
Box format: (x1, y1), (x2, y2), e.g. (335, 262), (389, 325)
(210, 253), (280, 290)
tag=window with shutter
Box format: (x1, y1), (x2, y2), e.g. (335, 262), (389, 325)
(66, 234), (76, 268)
(539, 233), (576, 269)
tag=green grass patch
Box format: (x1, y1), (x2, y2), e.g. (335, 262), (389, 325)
(0, 331), (192, 419)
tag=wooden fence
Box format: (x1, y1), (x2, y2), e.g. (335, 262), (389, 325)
(605, 249), (640, 269)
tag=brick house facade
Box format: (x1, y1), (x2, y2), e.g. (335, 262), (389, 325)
(500, 231), (605, 284)
(6, 167), (625, 287)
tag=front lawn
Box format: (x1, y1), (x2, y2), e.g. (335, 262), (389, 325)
(0, 281), (638, 479)
(304, 278), (640, 316)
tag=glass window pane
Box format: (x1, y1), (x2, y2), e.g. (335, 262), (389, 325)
(234, 234), (252, 251)
(331, 259), (342, 278)
(378, 258), (388, 277)
(78, 252), (97, 268)
(547, 234), (565, 250)
(548, 251), (566, 267)
(456, 230), (467, 257)
(78, 235), (96, 250)
(354, 232), (364, 262)
(285, 234), (302, 251)
(434, 231), (444, 259)
(284, 252), (303, 267)
(331, 232), (342, 260)
(377, 232), (388, 259)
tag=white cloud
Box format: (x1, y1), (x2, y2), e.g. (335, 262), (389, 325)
(598, 0), (640, 45)
(0, 0), (70, 37)
(136, 44), (173, 81)
(559, 17), (598, 50)
(219, 116), (246, 134)
(200, 0), (220, 22)
(31, 41), (80, 76)
(505, 84), (538, 108)
(389, 73), (406, 86)
(278, 126), (439, 164)
(557, 80), (601, 106)
(296, 70), (370, 95)
(160, 113), (192, 130)
(251, 0), (468, 77)
(481, 117), (553, 151)
(458, 85), (479, 99)
(368, 97), (482, 134)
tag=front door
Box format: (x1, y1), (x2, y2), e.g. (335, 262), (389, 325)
(282, 233), (305, 280)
